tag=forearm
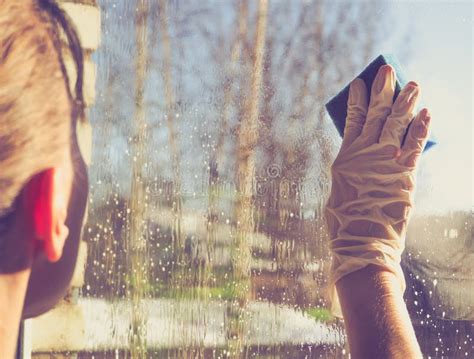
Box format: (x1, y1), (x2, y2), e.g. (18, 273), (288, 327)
(336, 265), (422, 359)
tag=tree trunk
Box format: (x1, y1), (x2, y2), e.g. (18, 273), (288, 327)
(128, 0), (149, 356)
(229, 0), (268, 356)
(158, 0), (184, 278)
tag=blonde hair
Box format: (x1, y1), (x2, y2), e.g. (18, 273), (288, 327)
(0, 0), (74, 216)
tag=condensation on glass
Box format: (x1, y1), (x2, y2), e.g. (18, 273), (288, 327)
(33, 0), (473, 357)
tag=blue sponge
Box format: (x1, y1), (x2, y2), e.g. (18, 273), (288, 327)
(325, 54), (436, 151)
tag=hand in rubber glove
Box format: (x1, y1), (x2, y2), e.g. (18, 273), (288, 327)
(325, 65), (431, 316)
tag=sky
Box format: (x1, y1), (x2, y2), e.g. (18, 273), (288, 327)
(385, 0), (473, 213)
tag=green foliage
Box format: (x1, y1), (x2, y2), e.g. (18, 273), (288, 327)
(154, 281), (246, 301)
(304, 307), (334, 323)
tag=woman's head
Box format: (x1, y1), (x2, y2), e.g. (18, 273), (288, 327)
(0, 0), (89, 319)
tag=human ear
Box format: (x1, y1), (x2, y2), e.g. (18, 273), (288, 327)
(24, 167), (70, 263)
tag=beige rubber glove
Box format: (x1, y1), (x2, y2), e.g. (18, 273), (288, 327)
(325, 65), (432, 317)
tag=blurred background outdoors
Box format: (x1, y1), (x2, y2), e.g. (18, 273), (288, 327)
(31, 0), (472, 358)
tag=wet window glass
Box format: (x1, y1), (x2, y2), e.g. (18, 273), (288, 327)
(29, 0), (472, 357)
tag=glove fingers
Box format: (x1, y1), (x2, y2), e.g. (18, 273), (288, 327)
(359, 65), (395, 145)
(380, 82), (420, 148)
(342, 78), (368, 148)
(399, 108), (431, 167)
